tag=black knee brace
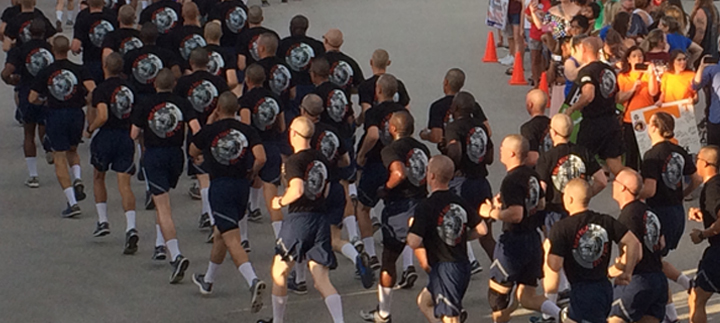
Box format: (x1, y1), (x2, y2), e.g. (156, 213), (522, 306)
(488, 279), (514, 312)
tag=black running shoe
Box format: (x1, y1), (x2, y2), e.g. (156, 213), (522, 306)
(188, 183), (201, 200)
(356, 253), (374, 289)
(192, 273), (213, 295)
(170, 255), (190, 284)
(256, 319), (273, 323)
(247, 208), (263, 222)
(93, 222), (110, 237)
(241, 240), (251, 253)
(62, 204), (81, 218)
(369, 256), (380, 270)
(351, 236), (364, 253)
(470, 260), (483, 275)
(249, 278), (266, 313)
(261, 0), (269, 6)
(395, 266), (418, 289)
(206, 230), (214, 243)
(152, 246), (167, 260)
(144, 191), (155, 210)
(198, 212), (210, 229)
(137, 160), (145, 181)
(123, 229), (139, 255)
(73, 179), (86, 201)
(287, 271), (307, 295)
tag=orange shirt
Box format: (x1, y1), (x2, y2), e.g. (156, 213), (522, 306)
(661, 71), (695, 103)
(618, 71), (655, 123)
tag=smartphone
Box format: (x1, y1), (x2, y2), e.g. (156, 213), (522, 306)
(704, 57), (719, 64)
(635, 63), (648, 71)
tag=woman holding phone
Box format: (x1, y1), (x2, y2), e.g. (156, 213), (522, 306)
(659, 50), (698, 104)
(617, 46), (659, 170)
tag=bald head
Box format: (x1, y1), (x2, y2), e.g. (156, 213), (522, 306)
(118, 5), (136, 26)
(104, 52), (124, 76)
(217, 91), (239, 115)
(309, 57), (330, 79)
(371, 49), (390, 70)
(526, 89), (547, 115)
(204, 21), (221, 42)
(502, 134), (529, 161)
(428, 155), (455, 184)
(53, 36), (70, 56)
(376, 73), (398, 100)
(581, 36), (603, 58)
(389, 110), (414, 137)
(700, 146), (720, 169)
(247, 5), (263, 24)
(445, 68), (465, 93)
(550, 114), (573, 139)
(565, 178), (592, 207)
(290, 116), (315, 138)
(245, 63), (265, 86)
(258, 32), (278, 56)
(301, 93), (324, 117)
(155, 68), (175, 91)
(324, 28), (343, 48)
(452, 91), (475, 117)
(615, 168), (643, 198)
(290, 15), (309, 36)
(182, 2), (199, 21)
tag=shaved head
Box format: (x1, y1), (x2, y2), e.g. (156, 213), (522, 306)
(615, 168), (642, 197)
(301, 93), (324, 117)
(245, 63), (266, 85)
(182, 2), (199, 21)
(502, 134), (529, 161)
(452, 91), (475, 117)
(309, 57), (330, 78)
(247, 5), (263, 24)
(53, 36), (70, 55)
(118, 5), (136, 25)
(372, 49), (390, 69)
(258, 32), (279, 54)
(189, 48), (209, 68)
(700, 146), (720, 167)
(526, 89), (547, 114)
(104, 52), (124, 76)
(376, 73), (398, 98)
(324, 28), (343, 48)
(155, 68), (176, 91)
(389, 110), (414, 137)
(445, 68), (465, 93)
(204, 21), (221, 42)
(290, 116), (315, 138)
(428, 155), (455, 184)
(565, 178), (592, 206)
(88, 0), (103, 9)
(217, 91), (239, 115)
(581, 36), (603, 56)
(290, 15), (309, 36)
(550, 114), (573, 138)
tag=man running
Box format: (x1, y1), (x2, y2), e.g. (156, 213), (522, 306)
(235, 5), (278, 72)
(408, 155), (488, 323)
(520, 89), (552, 167)
(254, 32), (294, 118)
(101, 5), (142, 60)
(357, 49), (410, 124)
(29, 35), (95, 217)
(167, 2), (205, 71)
(203, 22), (239, 92)
(71, 0), (117, 83)
(3, 0), (56, 52)
(322, 28), (364, 96)
(139, 0), (182, 47)
(189, 91), (267, 312)
(208, 0), (247, 55)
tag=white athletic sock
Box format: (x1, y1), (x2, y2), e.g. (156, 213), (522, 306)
(66, 10), (74, 21)
(341, 243), (358, 264)
(249, 187), (261, 210)
(665, 303), (678, 322)
(71, 165), (81, 181)
(272, 295), (287, 323)
(467, 242), (477, 262)
(272, 221), (282, 239)
(155, 224), (165, 247)
(136, 144), (142, 159)
(559, 269), (570, 291)
(540, 300), (561, 319)
(239, 216), (248, 242)
(140, 0), (149, 9)
(166, 239), (181, 261)
(96, 203), (108, 223)
(378, 286), (392, 318)
(348, 183), (357, 197)
(324, 294), (344, 323)
(204, 261), (220, 283)
(402, 245), (413, 270)
(542, 293), (558, 319)
(343, 215), (359, 241)
(200, 188), (211, 215)
(364, 237), (376, 257)
(677, 274), (691, 290)
(56, 10), (63, 22)
(238, 262), (258, 287)
(209, 211), (216, 226)
(64, 187), (77, 206)
(125, 210), (136, 232)
(295, 262), (306, 283)
(26, 157), (38, 177)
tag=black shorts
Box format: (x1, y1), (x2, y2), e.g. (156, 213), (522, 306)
(275, 212), (337, 269)
(652, 204), (685, 255)
(569, 280), (613, 323)
(144, 147), (184, 195)
(610, 272), (668, 321)
(90, 128), (136, 174)
(381, 198), (420, 254)
(210, 177), (250, 233)
(449, 176), (492, 210)
(186, 132), (207, 176)
(490, 231), (543, 287)
(260, 141), (281, 184)
(357, 162), (388, 208)
(577, 116), (624, 159)
(17, 85), (46, 125)
(695, 245), (720, 294)
(428, 261), (472, 318)
(46, 108), (84, 151)
(326, 180), (346, 226)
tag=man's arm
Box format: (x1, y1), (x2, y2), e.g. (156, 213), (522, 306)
(273, 178), (304, 209)
(385, 161), (406, 189)
(188, 119), (201, 135)
(102, 48), (114, 62)
(467, 221), (488, 240)
(565, 83), (594, 115)
(130, 124), (141, 140)
(445, 141), (461, 165)
(237, 54), (246, 71)
(612, 231), (642, 284)
(357, 102), (371, 125)
(590, 169), (608, 196)
(692, 10), (707, 44)
(684, 173), (703, 197)
(71, 39), (82, 55)
(28, 90), (41, 104)
(419, 127), (443, 143)
(638, 178), (656, 200)
(356, 126), (378, 166)
(407, 232), (430, 273)
(188, 142), (202, 158)
(226, 70), (238, 90)
(239, 108), (251, 125)
(251, 144), (267, 176)
(87, 102), (109, 133)
(480, 202), (524, 223)
(337, 152), (350, 168)
(1, 63), (16, 85)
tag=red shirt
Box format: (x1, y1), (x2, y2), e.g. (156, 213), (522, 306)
(524, 0), (552, 41)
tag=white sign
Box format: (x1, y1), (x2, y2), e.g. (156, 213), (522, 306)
(486, 0), (509, 29)
(630, 99), (701, 158)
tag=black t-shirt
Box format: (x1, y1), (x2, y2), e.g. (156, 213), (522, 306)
(361, 101), (405, 165)
(174, 70), (229, 125)
(0, 5), (28, 23)
(500, 165), (545, 233)
(208, 0), (248, 47)
(641, 141), (696, 207)
(92, 76), (136, 131)
(139, 0), (182, 36)
(314, 81), (353, 138)
(123, 45), (179, 94)
(167, 25), (206, 64)
(6, 38), (54, 86)
(31, 59), (92, 109)
(381, 137), (430, 200)
(277, 35), (325, 86)
(358, 74), (410, 107)
(283, 149), (331, 214)
(102, 27), (143, 56)
(73, 8), (118, 63)
(204, 44), (236, 77)
(323, 50), (364, 94)
(103, 0), (127, 15)
(311, 121), (348, 181)
(445, 117), (493, 179)
(192, 0), (217, 18)
(131, 92), (197, 147)
(521, 115), (552, 154)
(409, 189), (481, 265)
(256, 56), (294, 102)
(4, 11), (56, 46)
(238, 86), (284, 142)
(235, 26), (278, 67)
(536, 143), (601, 212)
(427, 95), (488, 131)
(192, 118), (261, 180)
(700, 175), (720, 247)
(575, 61), (618, 119)
(618, 200), (663, 274)
(549, 210), (628, 284)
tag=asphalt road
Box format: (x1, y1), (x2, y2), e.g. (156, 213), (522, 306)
(0, 0), (718, 322)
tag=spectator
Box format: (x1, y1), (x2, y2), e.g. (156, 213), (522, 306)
(689, 0), (719, 63)
(692, 57), (720, 145)
(642, 29), (670, 66)
(527, 0), (553, 86)
(659, 16), (702, 65)
(569, 15), (590, 36)
(659, 49), (697, 104)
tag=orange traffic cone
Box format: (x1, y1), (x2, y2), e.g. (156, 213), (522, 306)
(509, 51), (528, 85)
(482, 32), (498, 63)
(539, 71), (549, 95)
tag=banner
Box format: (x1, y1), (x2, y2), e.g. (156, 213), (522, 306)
(486, 0), (508, 29)
(630, 99), (701, 158)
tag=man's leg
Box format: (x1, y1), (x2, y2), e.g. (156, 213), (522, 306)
(308, 260), (343, 323)
(67, 146), (85, 200)
(489, 280), (519, 323)
(117, 173), (136, 232)
(264, 182), (283, 238)
(479, 222), (495, 259)
(517, 284), (561, 319)
(55, 0), (65, 23)
(154, 193), (180, 259)
(193, 227), (226, 294)
(23, 123), (39, 183)
(689, 286), (712, 323)
(378, 249), (401, 318)
(223, 227), (265, 312)
(66, 0), (75, 24)
(54, 151), (75, 203)
(341, 180), (361, 248)
(271, 255), (294, 323)
(93, 169), (110, 234)
(417, 288), (439, 323)
(198, 173), (211, 223)
(357, 203), (376, 260)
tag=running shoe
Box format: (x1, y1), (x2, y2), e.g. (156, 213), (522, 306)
(192, 273), (213, 295)
(62, 203), (81, 218)
(188, 182), (201, 200)
(247, 208), (263, 222)
(241, 240), (251, 253)
(356, 253), (374, 289)
(470, 260), (483, 275)
(249, 278), (266, 313)
(170, 255), (189, 284)
(351, 236), (364, 253)
(93, 222), (110, 237)
(198, 212), (210, 229)
(73, 178), (86, 201)
(395, 266), (418, 289)
(287, 271), (307, 295)
(145, 191), (155, 210)
(25, 176), (39, 188)
(152, 246), (167, 260)
(123, 229), (139, 255)
(360, 307), (391, 323)
(369, 256), (380, 270)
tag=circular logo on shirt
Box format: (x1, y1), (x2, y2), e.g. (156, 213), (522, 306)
(317, 130), (340, 162)
(330, 60), (353, 87)
(48, 69), (78, 101)
(253, 96), (280, 130)
(211, 128), (248, 165)
(132, 53), (163, 84)
(207, 51), (225, 76)
(26, 48), (54, 77)
(643, 210), (662, 251)
(149, 102), (183, 138)
(551, 154), (587, 193)
(119, 36), (143, 55)
(406, 148), (429, 187)
(188, 80), (219, 113)
(326, 89), (348, 123)
(466, 126), (488, 163)
(572, 223), (610, 269)
(661, 152), (685, 190)
(179, 34), (206, 60)
(19, 20), (32, 43)
(249, 34), (261, 62)
(104, 0), (118, 9)
(598, 68), (617, 98)
(110, 85), (134, 119)
(437, 203), (468, 247)
(269, 64), (291, 95)
(225, 7), (247, 33)
(304, 160), (328, 200)
(90, 20), (115, 47)
(541, 131), (553, 153)
(379, 114), (393, 146)
(526, 176), (540, 213)
(152, 7), (178, 34)
(285, 43), (315, 72)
